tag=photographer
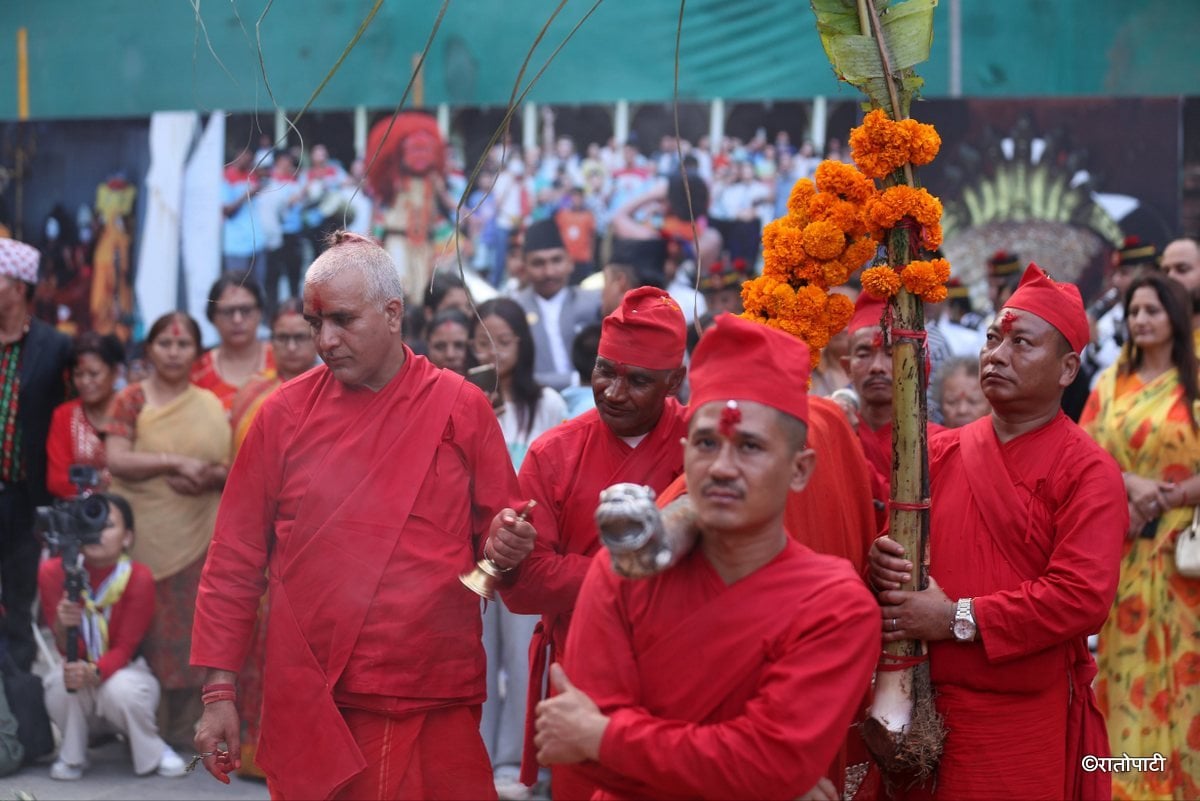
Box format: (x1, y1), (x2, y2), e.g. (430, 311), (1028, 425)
(37, 493), (185, 780)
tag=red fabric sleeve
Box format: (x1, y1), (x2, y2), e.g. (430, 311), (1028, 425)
(573, 561), (882, 800)
(104, 384), (145, 440)
(46, 402), (76, 499)
(95, 562), (155, 679)
(502, 444), (594, 616)
(973, 449), (1126, 662)
(190, 400), (278, 672)
(37, 559), (65, 636)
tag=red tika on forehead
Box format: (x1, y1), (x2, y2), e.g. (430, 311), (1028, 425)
(307, 289), (324, 314)
(871, 331), (884, 349)
(1000, 310), (1019, 334)
(169, 319), (184, 338)
(719, 400), (741, 437)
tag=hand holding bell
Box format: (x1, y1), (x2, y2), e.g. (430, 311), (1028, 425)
(461, 500), (537, 600)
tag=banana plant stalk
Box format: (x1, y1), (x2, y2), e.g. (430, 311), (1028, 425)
(809, 0), (943, 779)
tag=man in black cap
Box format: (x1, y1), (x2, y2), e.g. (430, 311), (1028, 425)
(1088, 235), (1159, 385)
(513, 219), (602, 391)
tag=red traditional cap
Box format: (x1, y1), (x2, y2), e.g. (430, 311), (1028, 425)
(0, 238), (39, 284)
(687, 314), (810, 425)
(597, 286), (687, 370)
(848, 291), (886, 334)
(1002, 263), (1090, 353)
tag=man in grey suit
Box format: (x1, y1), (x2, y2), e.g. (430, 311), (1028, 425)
(513, 219), (601, 391)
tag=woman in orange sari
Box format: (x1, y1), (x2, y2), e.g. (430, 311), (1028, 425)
(191, 274), (275, 412)
(1081, 272), (1200, 800)
(226, 297), (317, 777)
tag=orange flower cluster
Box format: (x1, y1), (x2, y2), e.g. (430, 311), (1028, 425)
(849, 109), (942, 179)
(862, 258), (952, 304)
(744, 160), (881, 364)
(864, 185), (944, 250)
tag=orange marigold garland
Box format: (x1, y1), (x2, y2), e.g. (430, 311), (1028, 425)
(743, 158), (879, 366)
(744, 111), (951, 361)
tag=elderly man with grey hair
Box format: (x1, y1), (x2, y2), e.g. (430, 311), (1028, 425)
(191, 231), (537, 800)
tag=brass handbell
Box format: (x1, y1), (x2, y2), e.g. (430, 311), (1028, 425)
(460, 500), (537, 600)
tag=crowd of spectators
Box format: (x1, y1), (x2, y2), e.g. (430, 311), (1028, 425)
(4, 118), (1200, 795)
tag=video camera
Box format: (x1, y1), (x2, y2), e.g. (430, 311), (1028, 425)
(36, 465), (108, 556)
(34, 465), (108, 688)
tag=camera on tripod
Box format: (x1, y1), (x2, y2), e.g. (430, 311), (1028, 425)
(34, 465), (108, 690)
(36, 465), (108, 555)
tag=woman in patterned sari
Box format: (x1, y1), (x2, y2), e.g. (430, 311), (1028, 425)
(105, 312), (230, 748)
(1081, 271), (1200, 800)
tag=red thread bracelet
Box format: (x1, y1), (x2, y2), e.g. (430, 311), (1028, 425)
(202, 691), (237, 705)
(202, 682), (236, 695)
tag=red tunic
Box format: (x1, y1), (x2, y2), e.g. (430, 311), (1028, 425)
(911, 413), (1125, 801)
(857, 419), (945, 533)
(564, 539), (880, 800)
(501, 399), (689, 790)
(38, 557), (155, 680)
(45, 398), (109, 499)
(191, 349), (521, 800)
(653, 396), (877, 790)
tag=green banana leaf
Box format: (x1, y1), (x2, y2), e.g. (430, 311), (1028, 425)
(810, 0), (937, 118)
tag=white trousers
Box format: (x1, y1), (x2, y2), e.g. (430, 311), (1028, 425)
(480, 598), (539, 772)
(43, 656), (168, 774)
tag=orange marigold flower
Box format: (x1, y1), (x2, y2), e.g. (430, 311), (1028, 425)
(808, 194), (865, 237)
(841, 238), (879, 274)
(849, 109), (910, 179)
(802, 220), (847, 261)
(814, 160), (876, 204)
(917, 285), (947, 304)
(862, 266), (901, 299)
(786, 179), (817, 219)
(826, 292), (855, 332)
(900, 258), (951, 299)
(898, 118), (941, 165)
(762, 219), (806, 279)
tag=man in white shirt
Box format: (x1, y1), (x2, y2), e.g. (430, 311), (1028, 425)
(513, 219), (601, 391)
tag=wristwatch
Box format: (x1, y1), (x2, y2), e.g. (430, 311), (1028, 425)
(952, 598), (977, 642)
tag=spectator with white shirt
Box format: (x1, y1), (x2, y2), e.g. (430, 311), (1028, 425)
(512, 219), (601, 392)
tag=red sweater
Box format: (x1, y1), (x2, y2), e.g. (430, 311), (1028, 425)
(38, 557), (155, 680)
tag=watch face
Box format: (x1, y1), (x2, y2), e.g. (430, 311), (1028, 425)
(953, 619), (976, 640)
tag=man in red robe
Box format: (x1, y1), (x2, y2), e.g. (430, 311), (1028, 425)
(501, 286), (689, 798)
(843, 292), (944, 532)
(652, 393), (877, 795)
(532, 314), (880, 800)
(870, 264), (1126, 800)
(190, 232), (536, 801)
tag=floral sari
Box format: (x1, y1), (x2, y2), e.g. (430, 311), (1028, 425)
(1081, 365), (1200, 800)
